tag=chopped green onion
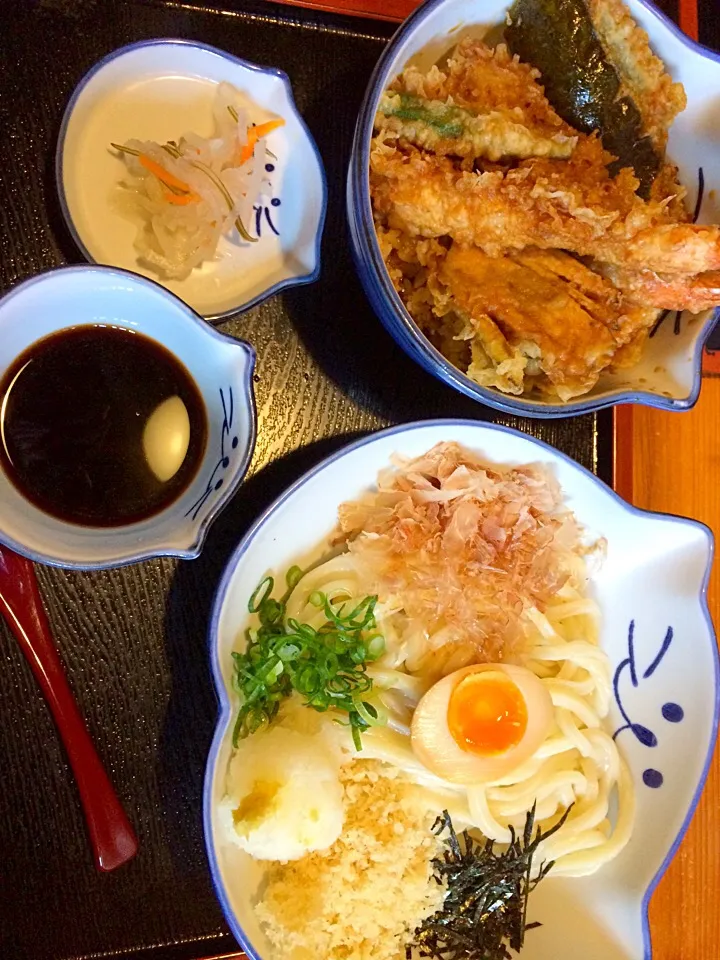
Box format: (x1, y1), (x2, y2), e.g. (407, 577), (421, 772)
(366, 635), (386, 660)
(354, 699), (386, 727)
(249, 576), (274, 613)
(231, 576), (384, 749)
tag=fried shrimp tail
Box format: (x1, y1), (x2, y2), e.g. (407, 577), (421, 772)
(621, 225), (720, 275)
(598, 264), (720, 313)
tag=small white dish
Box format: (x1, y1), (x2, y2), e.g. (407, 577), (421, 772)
(204, 419), (716, 960)
(0, 265), (256, 569)
(57, 40), (327, 321)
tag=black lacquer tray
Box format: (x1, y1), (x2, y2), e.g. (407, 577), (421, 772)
(0, 1), (616, 958)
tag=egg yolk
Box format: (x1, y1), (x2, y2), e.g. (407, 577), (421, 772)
(447, 671), (528, 755)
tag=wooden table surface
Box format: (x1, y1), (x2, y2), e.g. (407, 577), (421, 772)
(255, 1), (719, 959)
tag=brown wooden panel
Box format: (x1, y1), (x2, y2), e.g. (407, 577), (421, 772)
(632, 382), (720, 960)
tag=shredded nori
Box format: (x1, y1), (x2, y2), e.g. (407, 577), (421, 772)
(409, 804), (572, 960)
(505, 0), (660, 196)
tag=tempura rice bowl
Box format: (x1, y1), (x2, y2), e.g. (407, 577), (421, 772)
(347, 0), (720, 417)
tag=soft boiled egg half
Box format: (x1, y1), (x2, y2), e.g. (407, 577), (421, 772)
(410, 663), (554, 784)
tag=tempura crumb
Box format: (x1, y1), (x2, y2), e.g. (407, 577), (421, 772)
(254, 760), (445, 960)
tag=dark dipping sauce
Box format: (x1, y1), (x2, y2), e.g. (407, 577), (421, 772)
(0, 325), (207, 527)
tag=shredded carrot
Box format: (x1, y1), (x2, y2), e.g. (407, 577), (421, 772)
(139, 154), (192, 193)
(238, 118), (285, 164)
(254, 119), (285, 139)
(239, 129), (258, 165)
(163, 191), (199, 205)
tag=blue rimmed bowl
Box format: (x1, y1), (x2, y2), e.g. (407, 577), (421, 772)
(347, 0), (720, 417)
(203, 419), (716, 960)
(0, 265), (256, 569)
(57, 39), (327, 322)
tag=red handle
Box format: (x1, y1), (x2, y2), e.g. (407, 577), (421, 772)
(0, 547), (138, 871)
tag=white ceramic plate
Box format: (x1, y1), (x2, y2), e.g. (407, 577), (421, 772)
(204, 420), (716, 960)
(57, 40), (327, 321)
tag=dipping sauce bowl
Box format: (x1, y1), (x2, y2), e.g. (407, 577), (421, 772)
(0, 265), (256, 569)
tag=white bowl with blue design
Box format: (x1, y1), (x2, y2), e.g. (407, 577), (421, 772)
(347, 0), (720, 417)
(0, 265), (256, 569)
(57, 39), (327, 321)
(204, 419), (716, 960)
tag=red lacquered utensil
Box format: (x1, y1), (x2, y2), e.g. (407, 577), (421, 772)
(0, 547), (138, 871)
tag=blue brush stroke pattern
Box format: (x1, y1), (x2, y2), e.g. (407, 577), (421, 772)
(613, 621), (683, 788)
(185, 387), (237, 522)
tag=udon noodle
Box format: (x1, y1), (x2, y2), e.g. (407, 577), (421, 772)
(283, 444), (635, 877)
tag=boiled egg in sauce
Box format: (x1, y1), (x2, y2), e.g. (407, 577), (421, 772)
(410, 663), (553, 784)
